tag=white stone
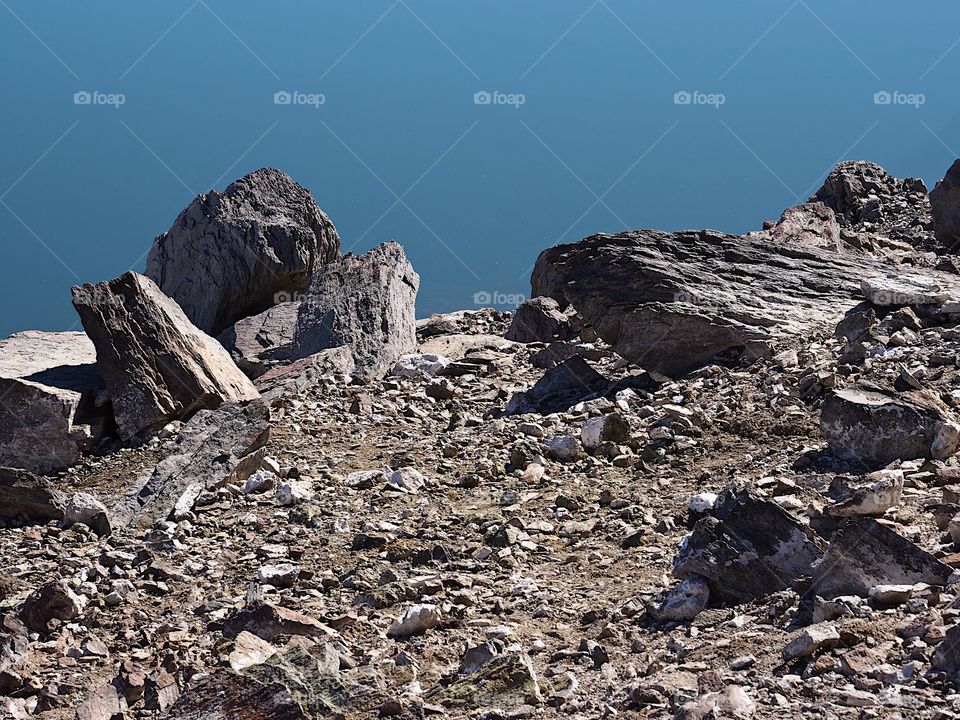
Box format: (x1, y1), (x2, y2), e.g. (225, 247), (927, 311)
(387, 604), (441, 638)
(391, 353), (451, 378)
(276, 480), (312, 506)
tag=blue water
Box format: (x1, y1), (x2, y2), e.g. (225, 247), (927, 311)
(2, 1), (959, 336)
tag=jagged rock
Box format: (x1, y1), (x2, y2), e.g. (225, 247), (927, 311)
(426, 651), (546, 709)
(222, 602), (336, 642)
(0, 468), (66, 523)
(673, 487), (823, 604)
(581, 412), (630, 450)
(767, 202), (841, 252)
(505, 297), (577, 343)
(20, 580), (85, 632)
(860, 276), (955, 307)
(506, 357), (609, 415)
(72, 272), (261, 439)
(293, 242), (420, 381)
(650, 577), (710, 622)
(145, 168), (341, 334)
(63, 491), (111, 537)
(825, 469), (903, 517)
(810, 517), (952, 598)
(930, 158), (960, 248)
(0, 331), (104, 474)
(821, 386), (959, 466)
(812, 161), (901, 226)
(391, 354), (451, 378)
(229, 631), (278, 672)
(217, 301), (300, 378)
(112, 401), (270, 528)
(76, 682), (126, 720)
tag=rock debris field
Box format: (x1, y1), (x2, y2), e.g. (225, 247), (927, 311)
(7, 161), (960, 718)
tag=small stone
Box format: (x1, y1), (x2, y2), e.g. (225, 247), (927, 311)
(782, 623), (840, 662)
(387, 604), (441, 638)
(276, 480), (312, 506)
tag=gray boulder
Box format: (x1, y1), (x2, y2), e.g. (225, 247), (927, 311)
(0, 331), (104, 473)
(72, 272), (260, 440)
(293, 242), (419, 381)
(820, 386), (960, 467)
(767, 202), (841, 252)
(145, 168), (341, 335)
(217, 301), (300, 378)
(930, 158), (960, 248)
(506, 356), (609, 415)
(0, 467), (66, 523)
(505, 297), (577, 343)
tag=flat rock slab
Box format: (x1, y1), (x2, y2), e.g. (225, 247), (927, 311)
(294, 241), (420, 381)
(0, 331), (103, 474)
(674, 487), (824, 605)
(146, 167), (341, 335)
(821, 386), (957, 467)
(72, 272), (261, 439)
(531, 229), (960, 375)
(112, 400), (270, 528)
(506, 356), (609, 415)
(167, 671), (308, 720)
(811, 517), (952, 598)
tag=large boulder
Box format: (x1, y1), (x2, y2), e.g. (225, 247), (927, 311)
(820, 386), (960, 467)
(505, 297), (578, 343)
(930, 158), (960, 248)
(530, 230), (960, 376)
(293, 242), (419, 381)
(71, 272), (260, 440)
(0, 468), (66, 523)
(145, 168), (341, 335)
(217, 301), (300, 378)
(0, 331), (104, 473)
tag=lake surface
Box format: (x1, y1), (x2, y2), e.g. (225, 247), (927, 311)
(2, 0), (958, 335)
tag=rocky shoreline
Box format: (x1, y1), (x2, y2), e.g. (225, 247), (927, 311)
(5, 160), (960, 718)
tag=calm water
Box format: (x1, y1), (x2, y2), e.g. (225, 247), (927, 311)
(2, 1), (959, 336)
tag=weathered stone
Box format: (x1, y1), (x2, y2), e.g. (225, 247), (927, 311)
(20, 580), (85, 632)
(768, 202), (841, 252)
(387, 604), (440, 638)
(0, 331), (104, 474)
(531, 230), (959, 375)
(932, 623), (960, 674)
(294, 242), (419, 381)
(505, 297), (577, 343)
(506, 357), (609, 415)
(72, 272), (260, 439)
(930, 158), (960, 248)
(581, 412), (630, 450)
(76, 682), (125, 720)
(222, 602), (336, 643)
(418, 333), (515, 361)
(650, 577), (710, 622)
(675, 684), (755, 720)
(860, 276), (955, 307)
(112, 401), (270, 528)
(146, 167), (341, 335)
(812, 161), (901, 226)
(674, 487), (823, 605)
(217, 301), (300, 378)
(254, 347), (355, 399)
(0, 468), (65, 523)
(229, 631), (278, 672)
(391, 354), (451, 378)
(825, 469), (903, 517)
(810, 518), (952, 598)
(783, 623), (840, 661)
(821, 386), (959, 466)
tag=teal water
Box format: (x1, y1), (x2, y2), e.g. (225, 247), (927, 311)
(2, 1), (959, 336)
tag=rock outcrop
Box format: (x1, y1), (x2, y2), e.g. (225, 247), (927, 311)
(765, 202), (842, 252)
(71, 272), (260, 440)
(505, 297), (578, 343)
(145, 168), (341, 335)
(531, 229), (960, 375)
(293, 242), (419, 381)
(0, 331), (104, 474)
